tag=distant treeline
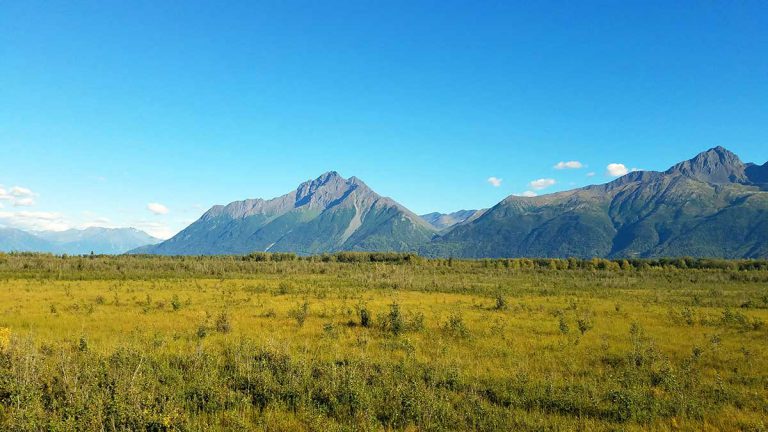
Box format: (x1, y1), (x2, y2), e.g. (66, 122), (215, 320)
(237, 252), (768, 270)
(1, 251), (767, 276)
(242, 251), (424, 263)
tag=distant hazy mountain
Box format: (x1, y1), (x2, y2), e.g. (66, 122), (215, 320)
(137, 171), (437, 255)
(420, 209), (486, 231)
(423, 147), (768, 258)
(0, 228), (58, 253)
(0, 227), (161, 255)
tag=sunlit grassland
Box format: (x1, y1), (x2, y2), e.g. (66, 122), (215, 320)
(0, 254), (767, 431)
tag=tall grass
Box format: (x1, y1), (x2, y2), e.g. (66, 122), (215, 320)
(0, 253), (766, 430)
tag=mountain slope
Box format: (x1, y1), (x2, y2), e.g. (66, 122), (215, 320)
(35, 227), (161, 255)
(0, 228), (59, 253)
(140, 172), (436, 255)
(423, 147), (768, 258)
(0, 227), (161, 254)
(420, 209), (486, 231)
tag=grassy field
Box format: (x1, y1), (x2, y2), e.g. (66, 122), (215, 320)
(0, 254), (767, 431)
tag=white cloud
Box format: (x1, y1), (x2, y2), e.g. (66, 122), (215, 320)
(132, 221), (176, 239)
(78, 217), (113, 229)
(0, 185), (37, 207)
(553, 161), (583, 170)
(10, 186), (34, 197)
(487, 177), (502, 187)
(0, 210), (69, 231)
(147, 202), (169, 215)
(520, 191), (537, 197)
(605, 163), (639, 177)
(586, 172), (596, 177)
(528, 178), (556, 190)
(13, 197), (35, 207)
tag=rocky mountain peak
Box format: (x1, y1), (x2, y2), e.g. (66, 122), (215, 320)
(666, 146), (747, 184)
(295, 171), (365, 208)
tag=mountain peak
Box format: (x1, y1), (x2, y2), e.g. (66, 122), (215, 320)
(666, 146), (746, 184)
(702, 146), (739, 160)
(140, 171), (435, 255)
(315, 170), (342, 182)
(295, 171), (358, 208)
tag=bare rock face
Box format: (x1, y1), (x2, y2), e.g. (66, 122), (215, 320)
(665, 146), (748, 184)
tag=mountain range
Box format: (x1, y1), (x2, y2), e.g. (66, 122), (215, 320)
(5, 147), (765, 258)
(424, 146), (768, 258)
(0, 227), (161, 255)
(136, 146), (768, 259)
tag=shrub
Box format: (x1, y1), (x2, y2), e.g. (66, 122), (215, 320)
(384, 302), (404, 335)
(359, 306), (372, 328)
(196, 324), (208, 339)
(577, 317), (593, 335)
(290, 301), (310, 327)
(215, 312), (232, 333)
(78, 335), (89, 352)
(171, 294), (182, 311)
(494, 294), (508, 311)
(443, 313), (470, 338)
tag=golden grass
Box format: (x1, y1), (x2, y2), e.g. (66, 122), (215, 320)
(0, 256), (766, 430)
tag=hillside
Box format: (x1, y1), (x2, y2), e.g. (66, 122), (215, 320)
(423, 147), (768, 258)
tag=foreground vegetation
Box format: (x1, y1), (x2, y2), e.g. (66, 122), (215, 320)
(0, 253), (767, 431)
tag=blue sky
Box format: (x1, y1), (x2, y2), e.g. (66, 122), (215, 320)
(1, 1), (767, 238)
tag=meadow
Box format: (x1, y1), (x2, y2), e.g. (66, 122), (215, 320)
(0, 253), (766, 431)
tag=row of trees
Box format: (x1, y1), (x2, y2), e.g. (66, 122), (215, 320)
(2, 251), (767, 271)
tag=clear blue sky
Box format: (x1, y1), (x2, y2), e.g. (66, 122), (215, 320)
(1, 1), (766, 238)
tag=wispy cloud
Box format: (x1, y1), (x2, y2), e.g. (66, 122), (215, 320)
(13, 198), (35, 207)
(487, 177), (502, 187)
(147, 202), (170, 215)
(10, 186), (34, 197)
(586, 172), (596, 177)
(520, 191), (537, 197)
(0, 185), (37, 207)
(528, 178), (556, 190)
(553, 161), (583, 170)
